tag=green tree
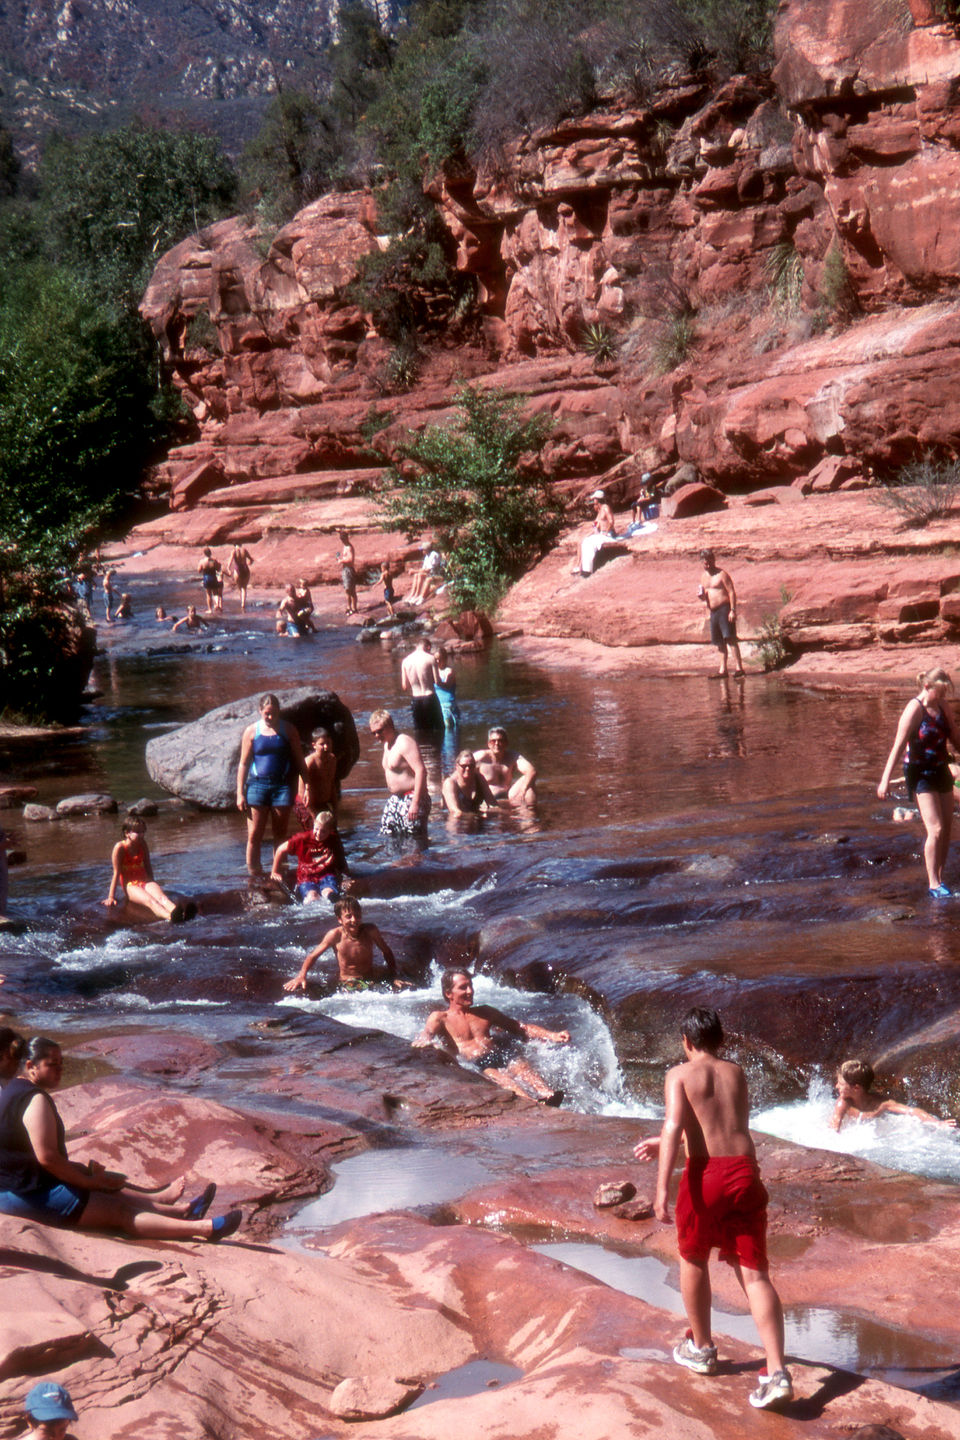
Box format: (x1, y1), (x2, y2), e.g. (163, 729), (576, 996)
(39, 124), (236, 300)
(0, 262), (157, 716)
(379, 385), (562, 610)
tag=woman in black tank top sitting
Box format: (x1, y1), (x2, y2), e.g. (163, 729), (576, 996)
(0, 1036), (242, 1241)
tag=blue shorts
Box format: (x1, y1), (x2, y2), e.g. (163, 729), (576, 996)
(296, 874), (339, 901)
(904, 762), (953, 798)
(246, 778), (294, 809)
(0, 1176), (87, 1227)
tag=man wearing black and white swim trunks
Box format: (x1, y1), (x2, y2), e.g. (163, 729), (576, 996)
(369, 709), (430, 835)
(412, 968), (568, 1104)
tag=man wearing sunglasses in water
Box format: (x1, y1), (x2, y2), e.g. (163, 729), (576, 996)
(473, 726), (537, 804)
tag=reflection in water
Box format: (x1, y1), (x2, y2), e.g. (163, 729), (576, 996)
(539, 1241), (960, 1393)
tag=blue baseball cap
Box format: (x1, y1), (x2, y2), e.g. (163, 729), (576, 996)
(25, 1382), (77, 1422)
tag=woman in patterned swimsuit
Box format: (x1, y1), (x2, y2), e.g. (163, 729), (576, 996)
(878, 667), (960, 898)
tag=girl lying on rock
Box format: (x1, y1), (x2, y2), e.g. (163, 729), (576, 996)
(0, 1032), (241, 1242)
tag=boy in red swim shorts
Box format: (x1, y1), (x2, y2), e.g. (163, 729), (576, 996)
(636, 1006), (792, 1411)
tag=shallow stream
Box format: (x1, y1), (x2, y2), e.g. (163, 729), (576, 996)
(3, 581), (960, 1192)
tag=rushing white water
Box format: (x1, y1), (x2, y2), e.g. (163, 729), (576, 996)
(278, 965), (632, 1114)
(754, 1076), (960, 1182)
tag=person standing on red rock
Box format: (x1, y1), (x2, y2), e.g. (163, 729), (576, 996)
(698, 550), (744, 677)
(634, 1006), (792, 1411)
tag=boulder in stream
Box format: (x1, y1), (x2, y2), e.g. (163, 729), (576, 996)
(145, 687), (359, 809)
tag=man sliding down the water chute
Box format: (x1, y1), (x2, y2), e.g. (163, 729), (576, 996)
(413, 969), (567, 1105)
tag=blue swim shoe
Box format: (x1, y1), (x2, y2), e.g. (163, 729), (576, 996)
(208, 1209), (243, 1242)
(186, 1182), (217, 1219)
(930, 884), (952, 899)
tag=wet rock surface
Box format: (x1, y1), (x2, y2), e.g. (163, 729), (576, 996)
(0, 1018), (957, 1439)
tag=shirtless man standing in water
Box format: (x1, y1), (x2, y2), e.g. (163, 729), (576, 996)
(698, 550), (744, 677)
(474, 727), (537, 803)
(369, 709), (430, 834)
(413, 969), (568, 1104)
(400, 637), (442, 731)
(635, 1006), (792, 1411)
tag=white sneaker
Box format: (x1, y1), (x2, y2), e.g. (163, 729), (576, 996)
(748, 1369), (793, 1409)
(673, 1335), (718, 1375)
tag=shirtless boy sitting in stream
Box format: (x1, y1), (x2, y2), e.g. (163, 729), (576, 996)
(413, 969), (568, 1105)
(634, 1006), (792, 1411)
(283, 897), (406, 991)
(832, 1059), (957, 1131)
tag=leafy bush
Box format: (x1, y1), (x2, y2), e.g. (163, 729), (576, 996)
(379, 385), (562, 610)
(0, 262), (157, 715)
(754, 586), (793, 672)
(766, 241), (804, 311)
(819, 242), (858, 320)
(581, 321), (617, 362)
(874, 455), (960, 527)
(652, 307), (697, 372)
(39, 124), (237, 302)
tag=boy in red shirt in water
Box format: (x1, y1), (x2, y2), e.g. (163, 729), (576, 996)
(270, 810), (347, 903)
(635, 1006), (792, 1411)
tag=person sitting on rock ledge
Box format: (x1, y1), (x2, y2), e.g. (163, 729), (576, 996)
(413, 968), (568, 1105)
(283, 896), (405, 991)
(576, 490), (617, 576)
(831, 1059), (957, 1131)
(0, 1037), (242, 1243)
(103, 818), (195, 923)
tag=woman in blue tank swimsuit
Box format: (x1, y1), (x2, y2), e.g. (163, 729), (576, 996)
(236, 693), (309, 875)
(878, 667), (960, 898)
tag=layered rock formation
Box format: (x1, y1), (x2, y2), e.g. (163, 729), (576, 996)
(1, 1015), (958, 1439)
(128, 0), (960, 665)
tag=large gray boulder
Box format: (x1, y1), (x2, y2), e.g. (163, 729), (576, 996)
(145, 688), (359, 810)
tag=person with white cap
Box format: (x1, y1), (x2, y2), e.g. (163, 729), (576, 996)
(577, 489), (617, 576)
(23, 1380), (78, 1440)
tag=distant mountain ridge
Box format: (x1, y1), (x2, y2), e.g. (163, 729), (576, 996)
(0, 0), (402, 163)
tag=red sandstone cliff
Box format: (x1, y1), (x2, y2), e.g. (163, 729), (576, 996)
(131, 0), (960, 665)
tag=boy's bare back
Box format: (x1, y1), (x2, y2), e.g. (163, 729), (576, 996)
(668, 1053), (754, 1159)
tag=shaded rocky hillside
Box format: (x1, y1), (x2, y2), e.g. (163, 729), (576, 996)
(131, 0), (960, 666)
(0, 0), (402, 162)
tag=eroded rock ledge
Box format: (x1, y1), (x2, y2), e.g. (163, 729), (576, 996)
(0, 1015), (957, 1439)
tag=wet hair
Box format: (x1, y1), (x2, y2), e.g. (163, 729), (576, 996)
(487, 726), (508, 743)
(259, 693), (280, 711)
(918, 667), (953, 694)
(0, 1027), (25, 1066)
(203, 547), (211, 556)
(839, 1059), (874, 1091)
(334, 896), (361, 920)
(155, 606), (167, 619)
(700, 549), (716, 568)
(441, 967), (472, 999)
(122, 817), (146, 837)
(313, 810), (334, 833)
(436, 646), (448, 664)
(680, 1006), (724, 1051)
(25, 1036), (61, 1065)
(311, 727), (331, 745)
(369, 708), (392, 730)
